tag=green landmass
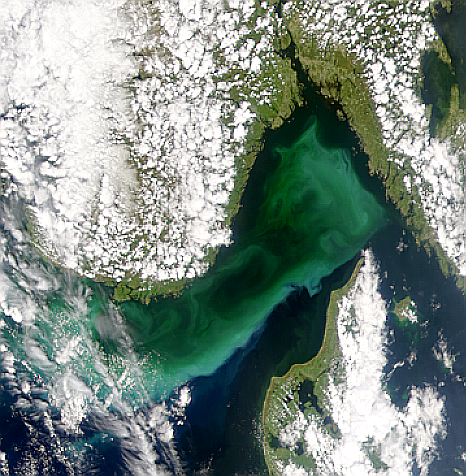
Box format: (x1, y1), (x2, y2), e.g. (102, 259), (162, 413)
(363, 437), (389, 472)
(280, 0), (464, 293)
(392, 296), (417, 323)
(262, 258), (363, 474)
(23, 0), (465, 305)
(431, 0), (466, 110)
(120, 0), (465, 301)
(111, 1), (302, 302)
(420, 38), (462, 140)
(262, 3), (466, 473)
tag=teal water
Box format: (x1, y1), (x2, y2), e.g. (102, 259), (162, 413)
(0, 112), (387, 475)
(183, 257), (361, 475)
(0, 114), (386, 406)
(104, 116), (388, 400)
(5, 105), (465, 475)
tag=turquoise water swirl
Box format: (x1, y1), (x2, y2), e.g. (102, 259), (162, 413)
(112, 116), (387, 399)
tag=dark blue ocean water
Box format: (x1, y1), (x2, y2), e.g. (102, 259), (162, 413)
(1, 19), (466, 470)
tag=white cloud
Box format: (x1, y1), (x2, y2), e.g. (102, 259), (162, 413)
(282, 250), (446, 476)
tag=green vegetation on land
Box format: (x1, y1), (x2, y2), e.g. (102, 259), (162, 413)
(111, 1), (303, 302)
(263, 258), (363, 475)
(278, 1), (465, 294)
(392, 296), (417, 323)
(26, 0), (463, 303)
(363, 437), (389, 472)
(110, 0), (466, 302)
(263, 3), (466, 473)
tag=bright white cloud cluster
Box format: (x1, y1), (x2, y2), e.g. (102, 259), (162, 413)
(280, 250), (446, 476)
(0, 0), (138, 273)
(0, 0), (265, 287)
(0, 196), (185, 475)
(115, 0), (259, 283)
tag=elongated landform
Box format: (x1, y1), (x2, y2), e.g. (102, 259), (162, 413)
(1, 0), (465, 474)
(263, 247), (449, 475)
(261, 1), (466, 474)
(263, 258), (363, 475)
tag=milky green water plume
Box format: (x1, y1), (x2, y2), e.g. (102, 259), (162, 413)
(118, 117), (387, 399)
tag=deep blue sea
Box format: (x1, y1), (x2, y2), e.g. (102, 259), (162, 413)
(1, 97), (466, 476)
(1, 6), (466, 472)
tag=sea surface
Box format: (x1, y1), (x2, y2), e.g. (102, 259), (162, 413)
(0, 87), (391, 476)
(2, 87), (466, 475)
(1, 5), (466, 476)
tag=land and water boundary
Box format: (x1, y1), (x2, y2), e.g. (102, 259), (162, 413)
(107, 0), (465, 302)
(262, 258), (363, 474)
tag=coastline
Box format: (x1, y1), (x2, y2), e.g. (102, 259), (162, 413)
(262, 257), (363, 475)
(10, 0), (464, 303)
